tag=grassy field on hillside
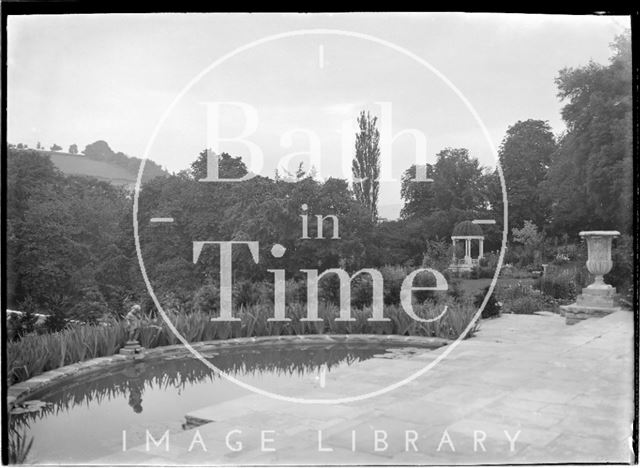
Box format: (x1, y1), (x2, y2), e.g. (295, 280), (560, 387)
(48, 152), (136, 185)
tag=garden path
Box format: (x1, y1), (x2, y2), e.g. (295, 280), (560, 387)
(93, 310), (634, 464)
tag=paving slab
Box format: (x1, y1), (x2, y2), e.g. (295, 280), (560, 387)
(92, 310), (635, 465)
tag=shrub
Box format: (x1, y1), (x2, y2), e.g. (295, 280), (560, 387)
(545, 264), (591, 290)
(155, 291), (191, 316)
(479, 252), (499, 270)
(469, 265), (496, 279)
(305, 266), (440, 308)
(380, 265), (439, 304)
(285, 279), (308, 305)
(317, 273), (342, 305)
(446, 278), (465, 301)
(606, 234), (633, 300)
(233, 280), (262, 308)
(422, 239), (451, 273)
(499, 265), (532, 279)
(477, 266), (495, 279)
(506, 295), (546, 315)
(552, 253), (571, 265)
(512, 220), (544, 267)
(496, 281), (531, 302)
(555, 243), (579, 262)
(192, 283), (219, 314)
(7, 312), (38, 342)
(497, 282), (552, 314)
(474, 286), (500, 319)
(42, 311), (68, 333)
(381, 265), (407, 304)
(351, 275), (374, 308)
(62, 286), (111, 323)
(533, 274), (576, 301)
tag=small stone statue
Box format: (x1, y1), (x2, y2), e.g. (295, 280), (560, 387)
(120, 304), (144, 356)
(125, 304), (142, 342)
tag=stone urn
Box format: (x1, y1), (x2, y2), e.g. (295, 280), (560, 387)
(561, 230), (621, 325)
(580, 231), (620, 290)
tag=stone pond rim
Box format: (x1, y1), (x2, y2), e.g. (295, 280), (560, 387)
(6, 334), (451, 411)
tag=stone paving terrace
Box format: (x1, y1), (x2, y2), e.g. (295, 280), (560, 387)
(94, 310), (635, 465)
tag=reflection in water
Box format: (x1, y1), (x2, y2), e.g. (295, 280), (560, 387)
(122, 364), (145, 414)
(9, 343), (403, 462)
(15, 344), (384, 422)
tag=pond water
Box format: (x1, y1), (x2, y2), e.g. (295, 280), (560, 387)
(10, 343), (423, 464)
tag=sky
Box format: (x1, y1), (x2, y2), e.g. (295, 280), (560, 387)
(7, 13), (629, 218)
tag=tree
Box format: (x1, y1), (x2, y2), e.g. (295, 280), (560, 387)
(133, 148), (375, 299)
(498, 120), (556, 229)
(50, 143), (62, 151)
(400, 163), (434, 219)
(400, 148), (502, 251)
(68, 144), (78, 154)
(83, 140), (113, 159)
(6, 148), (130, 315)
(430, 148), (488, 214)
(68, 287), (109, 323)
(542, 32), (632, 235)
(189, 150), (248, 181)
(401, 148), (488, 218)
(352, 111), (380, 222)
(512, 220), (544, 264)
(36, 142), (42, 150)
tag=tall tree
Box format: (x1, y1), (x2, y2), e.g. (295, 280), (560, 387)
(83, 140), (113, 160)
(135, 150), (373, 291)
(498, 120), (557, 230)
(6, 149), (130, 315)
(352, 111), (380, 222)
(542, 32), (632, 235)
(68, 144), (78, 154)
(189, 150), (248, 181)
(400, 148), (500, 249)
(401, 148), (487, 218)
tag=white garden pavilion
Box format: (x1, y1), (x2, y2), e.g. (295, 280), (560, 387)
(449, 220), (485, 273)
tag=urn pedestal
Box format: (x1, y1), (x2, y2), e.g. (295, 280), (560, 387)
(561, 231), (621, 325)
(119, 340), (145, 356)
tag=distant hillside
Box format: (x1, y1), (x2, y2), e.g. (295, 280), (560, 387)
(79, 140), (167, 183)
(47, 151), (138, 187)
(11, 140), (168, 188)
